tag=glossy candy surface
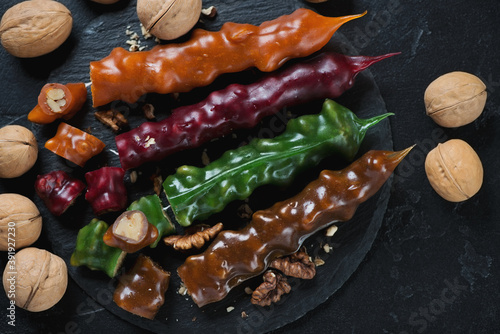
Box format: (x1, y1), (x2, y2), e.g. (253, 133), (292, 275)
(35, 170), (85, 216)
(115, 52), (397, 170)
(163, 100), (391, 226)
(44, 123), (105, 167)
(85, 167), (127, 215)
(90, 8), (365, 107)
(178, 147), (413, 307)
(113, 254), (170, 319)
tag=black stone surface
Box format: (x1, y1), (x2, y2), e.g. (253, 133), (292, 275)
(0, 0), (499, 333)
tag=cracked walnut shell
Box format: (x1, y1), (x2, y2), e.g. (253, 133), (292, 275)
(424, 72), (487, 128)
(0, 0), (73, 58)
(3, 247), (67, 312)
(425, 139), (483, 202)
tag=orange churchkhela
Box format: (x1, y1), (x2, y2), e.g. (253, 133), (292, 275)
(89, 8), (366, 107)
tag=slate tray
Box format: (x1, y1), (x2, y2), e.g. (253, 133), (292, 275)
(3, 1), (395, 333)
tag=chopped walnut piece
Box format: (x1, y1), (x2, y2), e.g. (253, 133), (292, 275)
(201, 6), (217, 19)
(241, 311), (248, 318)
(269, 250), (316, 279)
(95, 110), (129, 132)
(178, 283), (188, 296)
(150, 168), (162, 196)
(251, 271), (291, 307)
(140, 23), (153, 39)
(201, 149), (210, 166)
(325, 225), (338, 237)
(314, 257), (325, 267)
(163, 222), (223, 250)
(142, 103), (156, 120)
(237, 203), (253, 220)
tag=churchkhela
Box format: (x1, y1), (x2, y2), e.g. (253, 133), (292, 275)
(115, 51), (398, 170)
(163, 99), (392, 226)
(178, 147), (413, 307)
(90, 8), (365, 107)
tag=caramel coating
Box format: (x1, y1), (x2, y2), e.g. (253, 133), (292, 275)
(425, 72), (487, 127)
(425, 139), (483, 202)
(113, 254), (170, 319)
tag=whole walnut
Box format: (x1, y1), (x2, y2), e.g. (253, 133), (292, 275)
(424, 72), (487, 128)
(0, 193), (42, 251)
(137, 0), (202, 40)
(0, 125), (38, 178)
(425, 139), (483, 202)
(0, 0), (73, 58)
(3, 247), (67, 312)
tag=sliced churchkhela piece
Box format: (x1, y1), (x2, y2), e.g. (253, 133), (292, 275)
(178, 147), (413, 307)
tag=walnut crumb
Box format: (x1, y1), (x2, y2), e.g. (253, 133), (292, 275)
(226, 306), (235, 313)
(326, 225), (338, 237)
(244, 287), (253, 295)
(201, 6), (217, 19)
(241, 311), (248, 318)
(178, 283), (188, 296)
(314, 257), (325, 267)
(237, 203), (253, 220)
(129, 171), (138, 184)
(142, 103), (156, 120)
(140, 23), (153, 39)
(150, 168), (162, 196)
(201, 149), (210, 166)
(323, 244), (332, 253)
(94, 110), (128, 132)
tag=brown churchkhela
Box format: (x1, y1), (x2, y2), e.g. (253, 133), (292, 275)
(178, 147), (413, 307)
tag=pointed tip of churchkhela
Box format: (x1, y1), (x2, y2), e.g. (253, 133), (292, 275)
(388, 145), (415, 164)
(349, 52), (401, 74)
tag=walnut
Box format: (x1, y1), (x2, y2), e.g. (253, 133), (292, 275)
(94, 110), (128, 132)
(0, 125), (38, 178)
(142, 104), (156, 120)
(269, 250), (316, 279)
(251, 271), (291, 307)
(0, 0), (73, 58)
(163, 222), (223, 250)
(150, 168), (162, 196)
(3, 247), (67, 312)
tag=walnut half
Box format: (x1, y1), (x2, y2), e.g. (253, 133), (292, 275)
(269, 249), (316, 279)
(251, 271), (291, 307)
(163, 222), (223, 250)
